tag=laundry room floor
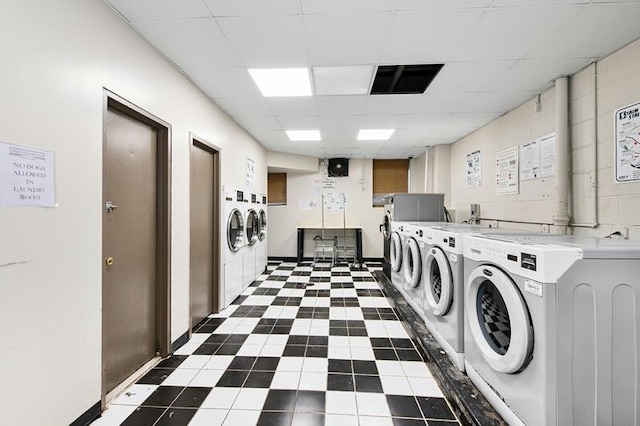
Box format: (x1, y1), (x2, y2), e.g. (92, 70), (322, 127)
(93, 261), (460, 426)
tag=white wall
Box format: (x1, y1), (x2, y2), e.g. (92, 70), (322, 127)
(409, 153), (427, 192)
(268, 158), (385, 259)
(449, 38), (640, 237)
(268, 151), (318, 173)
(0, 1), (266, 424)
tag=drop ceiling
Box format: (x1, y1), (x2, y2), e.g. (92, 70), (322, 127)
(104, 0), (640, 159)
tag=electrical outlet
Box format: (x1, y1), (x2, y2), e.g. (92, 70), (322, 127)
(487, 220), (498, 228)
(622, 226), (630, 239)
(541, 224), (550, 233)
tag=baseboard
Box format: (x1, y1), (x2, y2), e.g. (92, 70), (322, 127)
(171, 330), (189, 353)
(69, 401), (101, 426)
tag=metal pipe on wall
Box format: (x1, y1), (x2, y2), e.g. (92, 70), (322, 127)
(553, 76), (571, 234)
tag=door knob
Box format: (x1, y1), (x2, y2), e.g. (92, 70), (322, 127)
(105, 257), (114, 266)
(106, 201), (118, 213)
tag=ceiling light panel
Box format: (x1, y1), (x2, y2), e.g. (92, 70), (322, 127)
(357, 129), (395, 140)
(105, 0), (209, 22)
(134, 19), (239, 69)
(203, 0), (300, 16)
(217, 17), (306, 67)
(248, 68), (312, 97)
(312, 66), (375, 95)
(286, 130), (321, 141)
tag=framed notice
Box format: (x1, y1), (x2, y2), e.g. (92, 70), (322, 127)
(496, 146), (519, 195)
(614, 101), (640, 183)
(466, 149), (481, 187)
(0, 142), (56, 207)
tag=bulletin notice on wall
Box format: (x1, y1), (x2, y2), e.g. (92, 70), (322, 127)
(614, 101), (640, 183)
(495, 146), (519, 195)
(466, 149), (481, 187)
(0, 142), (56, 207)
(245, 156), (255, 192)
(520, 133), (555, 181)
(324, 192), (346, 210)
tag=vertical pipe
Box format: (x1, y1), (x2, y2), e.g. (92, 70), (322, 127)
(554, 76), (571, 234)
(591, 62), (599, 226)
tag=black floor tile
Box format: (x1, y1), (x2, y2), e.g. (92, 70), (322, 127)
(386, 395), (423, 418)
(283, 345), (306, 357)
(206, 334), (231, 344)
(156, 355), (188, 369)
(216, 370), (249, 387)
(141, 386), (184, 407)
(307, 336), (328, 346)
(254, 357), (280, 371)
(305, 346), (328, 358)
(136, 368), (171, 385)
(417, 397), (457, 420)
(295, 391), (325, 413)
(229, 356), (257, 370)
(291, 412), (324, 426)
(287, 335), (308, 345)
(374, 348), (398, 361)
(155, 408), (197, 425)
(354, 375), (383, 393)
(225, 334), (249, 344)
(353, 360), (378, 375)
(171, 387), (211, 408)
(348, 328), (368, 337)
(370, 338), (393, 348)
(258, 411), (294, 426)
(263, 390), (297, 411)
(396, 349), (422, 361)
(193, 343), (220, 355)
(392, 338), (415, 349)
(328, 359), (352, 374)
(245, 371), (275, 388)
(393, 419), (428, 426)
(327, 373), (354, 391)
(215, 344), (243, 355)
(121, 406), (165, 426)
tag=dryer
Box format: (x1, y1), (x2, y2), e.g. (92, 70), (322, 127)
(223, 189), (245, 307)
(463, 234), (640, 426)
(255, 194), (267, 276)
(242, 193), (259, 288)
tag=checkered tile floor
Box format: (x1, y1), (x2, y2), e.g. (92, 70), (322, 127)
(93, 261), (460, 426)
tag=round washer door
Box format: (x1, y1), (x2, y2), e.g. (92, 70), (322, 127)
(246, 209), (259, 246)
(424, 247), (453, 316)
(403, 237), (421, 288)
(227, 208), (244, 252)
(258, 210), (267, 241)
(390, 232), (402, 272)
(466, 265), (533, 374)
(382, 213), (391, 239)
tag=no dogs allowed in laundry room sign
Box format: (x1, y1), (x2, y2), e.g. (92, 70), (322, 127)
(615, 101), (640, 183)
(0, 141), (56, 208)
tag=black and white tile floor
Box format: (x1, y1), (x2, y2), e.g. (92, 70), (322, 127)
(93, 261), (460, 426)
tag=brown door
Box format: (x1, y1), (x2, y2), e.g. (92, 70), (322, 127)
(190, 140), (219, 327)
(103, 107), (158, 393)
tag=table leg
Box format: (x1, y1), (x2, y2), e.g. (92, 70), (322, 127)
(297, 228), (304, 264)
(356, 228), (363, 266)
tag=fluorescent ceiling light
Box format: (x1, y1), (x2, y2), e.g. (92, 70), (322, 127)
(357, 129), (395, 140)
(248, 68), (312, 97)
(286, 130), (321, 141)
(312, 65), (374, 95)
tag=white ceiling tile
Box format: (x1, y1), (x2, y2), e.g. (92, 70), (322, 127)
(266, 98), (319, 116)
(484, 58), (592, 92)
(278, 116), (321, 129)
(396, 0), (493, 10)
(134, 19), (240, 68)
(305, 14), (392, 65)
(426, 61), (517, 93)
(105, 0), (210, 22)
(526, 3), (640, 59)
(366, 94), (421, 115)
(248, 130), (289, 144)
(381, 10), (484, 63)
(399, 113), (499, 129)
(203, 0), (300, 16)
(492, 0), (589, 5)
(360, 114), (406, 127)
(412, 91), (535, 114)
(324, 148), (354, 157)
(217, 17), (306, 67)
(421, 136), (461, 145)
(234, 115), (282, 131)
(318, 115), (363, 130)
(312, 66), (375, 95)
(301, 0), (395, 14)
(419, 128), (478, 139)
(187, 68), (260, 98)
(212, 97), (273, 117)
(317, 96), (368, 115)
(391, 129), (433, 142)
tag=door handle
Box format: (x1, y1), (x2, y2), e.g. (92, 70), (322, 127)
(105, 257), (114, 266)
(106, 201), (118, 213)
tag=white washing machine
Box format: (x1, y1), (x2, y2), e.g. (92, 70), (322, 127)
(255, 194), (267, 276)
(463, 233), (640, 426)
(390, 221), (409, 291)
(399, 222), (429, 316)
(242, 193), (259, 289)
(223, 189), (245, 307)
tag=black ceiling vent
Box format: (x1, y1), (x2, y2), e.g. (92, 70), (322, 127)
(370, 64), (444, 95)
(328, 158), (349, 177)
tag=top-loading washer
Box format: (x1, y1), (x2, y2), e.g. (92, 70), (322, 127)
(463, 233), (640, 426)
(223, 188), (245, 307)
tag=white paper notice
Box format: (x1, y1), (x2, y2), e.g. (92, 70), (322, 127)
(0, 142), (56, 207)
(520, 139), (540, 181)
(245, 157), (255, 192)
(496, 146), (519, 195)
(466, 149), (481, 187)
(299, 198), (318, 210)
(540, 133), (556, 178)
(614, 101), (640, 183)
(324, 192), (346, 210)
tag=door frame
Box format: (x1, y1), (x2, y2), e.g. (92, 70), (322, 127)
(189, 133), (221, 329)
(101, 90), (172, 404)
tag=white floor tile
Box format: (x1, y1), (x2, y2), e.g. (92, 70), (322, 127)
(212, 324), (238, 334)
(375, 360), (405, 377)
(234, 325), (258, 334)
(260, 344), (285, 357)
(401, 361), (432, 378)
(161, 368), (199, 386)
(236, 344), (264, 356)
(325, 414), (359, 426)
(345, 307), (364, 320)
(326, 391), (358, 415)
(329, 308), (347, 320)
(110, 384), (158, 406)
(298, 372), (328, 390)
(355, 392), (391, 417)
(300, 298), (316, 307)
(302, 357), (328, 373)
(358, 415), (394, 426)
(244, 334), (269, 345)
(189, 369), (225, 387)
(90, 404), (137, 425)
(276, 357), (304, 372)
(328, 345), (351, 359)
(232, 388), (269, 410)
(380, 375), (413, 395)
(263, 306), (283, 318)
(222, 409), (261, 426)
(350, 346), (375, 361)
(270, 371), (301, 389)
(189, 333), (211, 344)
(408, 376), (444, 397)
(188, 408), (228, 426)
(315, 297), (331, 307)
(328, 336), (350, 347)
(280, 306), (300, 318)
(348, 336), (371, 348)
(265, 335), (289, 345)
(200, 387), (240, 409)
(177, 355), (210, 370)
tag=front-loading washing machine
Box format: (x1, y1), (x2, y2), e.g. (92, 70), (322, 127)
(389, 221), (409, 291)
(242, 193), (259, 288)
(255, 194), (267, 276)
(398, 222), (429, 317)
(463, 233), (640, 426)
(223, 188), (245, 307)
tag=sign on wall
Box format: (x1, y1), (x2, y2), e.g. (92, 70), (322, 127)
(614, 101), (640, 183)
(324, 192), (346, 210)
(496, 145), (519, 195)
(520, 132), (555, 181)
(466, 149), (481, 187)
(245, 156), (255, 192)
(0, 142), (56, 207)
